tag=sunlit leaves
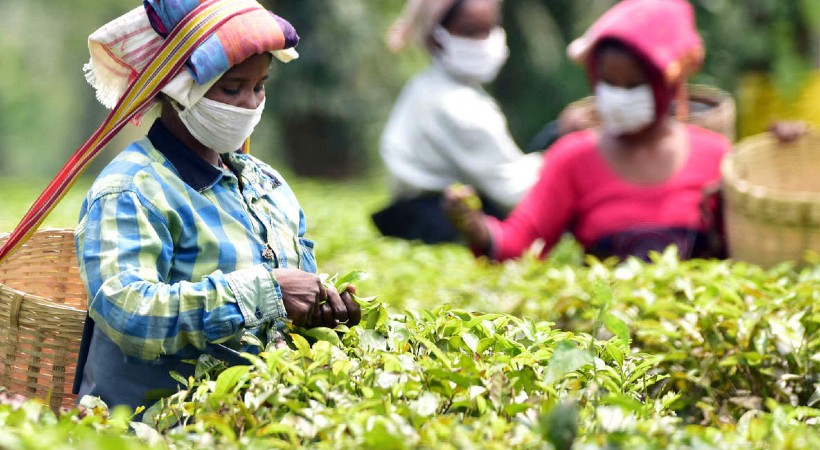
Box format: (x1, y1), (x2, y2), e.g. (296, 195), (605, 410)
(545, 341), (593, 384)
(6, 179), (820, 448)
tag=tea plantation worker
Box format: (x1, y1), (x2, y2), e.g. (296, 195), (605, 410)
(371, 0), (546, 244)
(72, 0), (361, 414)
(444, 0), (731, 262)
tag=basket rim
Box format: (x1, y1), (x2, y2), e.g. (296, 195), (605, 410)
(0, 227), (86, 314)
(0, 227), (76, 240)
(0, 281), (87, 314)
(722, 132), (820, 203)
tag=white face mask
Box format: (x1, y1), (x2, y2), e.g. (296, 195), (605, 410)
(433, 26), (510, 84)
(595, 82), (656, 135)
(176, 97), (266, 154)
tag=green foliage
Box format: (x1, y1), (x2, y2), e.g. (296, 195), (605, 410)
(0, 0), (419, 178)
(0, 398), (162, 450)
(0, 1), (131, 176)
(494, 0), (617, 146)
(0, 178), (90, 231)
(3, 0), (820, 180)
(253, 0), (420, 176)
(3, 177), (820, 448)
(9, 0), (820, 178)
(693, 0), (820, 100)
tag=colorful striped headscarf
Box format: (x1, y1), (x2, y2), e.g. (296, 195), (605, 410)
(86, 0), (299, 112)
(568, 0), (704, 121)
(0, 0), (299, 265)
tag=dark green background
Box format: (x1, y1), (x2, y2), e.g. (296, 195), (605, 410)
(0, 0), (817, 178)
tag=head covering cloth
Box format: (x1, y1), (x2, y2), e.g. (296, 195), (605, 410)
(86, 0), (299, 111)
(386, 0), (461, 52)
(567, 0), (704, 122)
(0, 0), (299, 264)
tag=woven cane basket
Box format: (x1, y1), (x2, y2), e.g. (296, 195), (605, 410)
(721, 131), (820, 267)
(0, 229), (86, 412)
(568, 84), (737, 142)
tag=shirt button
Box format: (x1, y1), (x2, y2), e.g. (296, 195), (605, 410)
(255, 307), (263, 319)
(262, 245), (275, 261)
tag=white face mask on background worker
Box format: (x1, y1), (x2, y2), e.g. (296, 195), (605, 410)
(432, 25), (510, 84)
(594, 81), (656, 136)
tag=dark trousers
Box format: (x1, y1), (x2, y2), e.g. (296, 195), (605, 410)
(371, 193), (505, 244)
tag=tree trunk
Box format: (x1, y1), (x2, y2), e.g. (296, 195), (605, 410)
(280, 114), (362, 179)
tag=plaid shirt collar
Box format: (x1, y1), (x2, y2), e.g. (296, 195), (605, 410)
(147, 119), (223, 191)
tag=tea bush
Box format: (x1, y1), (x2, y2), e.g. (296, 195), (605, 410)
(1, 177), (819, 449)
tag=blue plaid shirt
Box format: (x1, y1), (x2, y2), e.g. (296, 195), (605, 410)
(75, 120), (316, 410)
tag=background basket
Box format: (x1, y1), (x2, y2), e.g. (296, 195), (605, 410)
(0, 229), (87, 412)
(721, 131), (820, 267)
(567, 84), (737, 142)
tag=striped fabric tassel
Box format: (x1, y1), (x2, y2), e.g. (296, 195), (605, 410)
(0, 0), (259, 265)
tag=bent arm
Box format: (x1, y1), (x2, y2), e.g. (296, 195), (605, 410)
(77, 191), (286, 360)
(486, 142), (578, 261)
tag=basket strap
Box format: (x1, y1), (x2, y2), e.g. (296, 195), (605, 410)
(0, 0), (258, 266)
(8, 291), (23, 330)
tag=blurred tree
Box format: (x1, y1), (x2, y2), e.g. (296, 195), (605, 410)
(1, 0), (819, 178)
(265, 0), (421, 178)
(692, 0), (820, 137)
(693, 0), (820, 98)
(0, 0), (133, 178)
(495, 0), (820, 143)
(492, 0), (617, 146)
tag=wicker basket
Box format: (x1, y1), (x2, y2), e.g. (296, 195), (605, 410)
(567, 84), (737, 142)
(0, 229), (87, 412)
(721, 131), (820, 267)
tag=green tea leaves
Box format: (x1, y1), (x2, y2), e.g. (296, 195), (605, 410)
(545, 341), (594, 384)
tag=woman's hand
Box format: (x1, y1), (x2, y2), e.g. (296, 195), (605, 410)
(272, 268), (361, 328)
(442, 184), (492, 253)
(310, 284), (362, 328)
(557, 102), (596, 136)
(342, 285), (362, 326)
(273, 268), (323, 326)
(769, 120), (808, 143)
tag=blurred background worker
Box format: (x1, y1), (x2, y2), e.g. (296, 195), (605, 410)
(444, 0), (732, 262)
(371, 0), (544, 244)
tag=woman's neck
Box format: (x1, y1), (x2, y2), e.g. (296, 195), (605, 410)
(597, 118), (690, 185)
(613, 118), (674, 148)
